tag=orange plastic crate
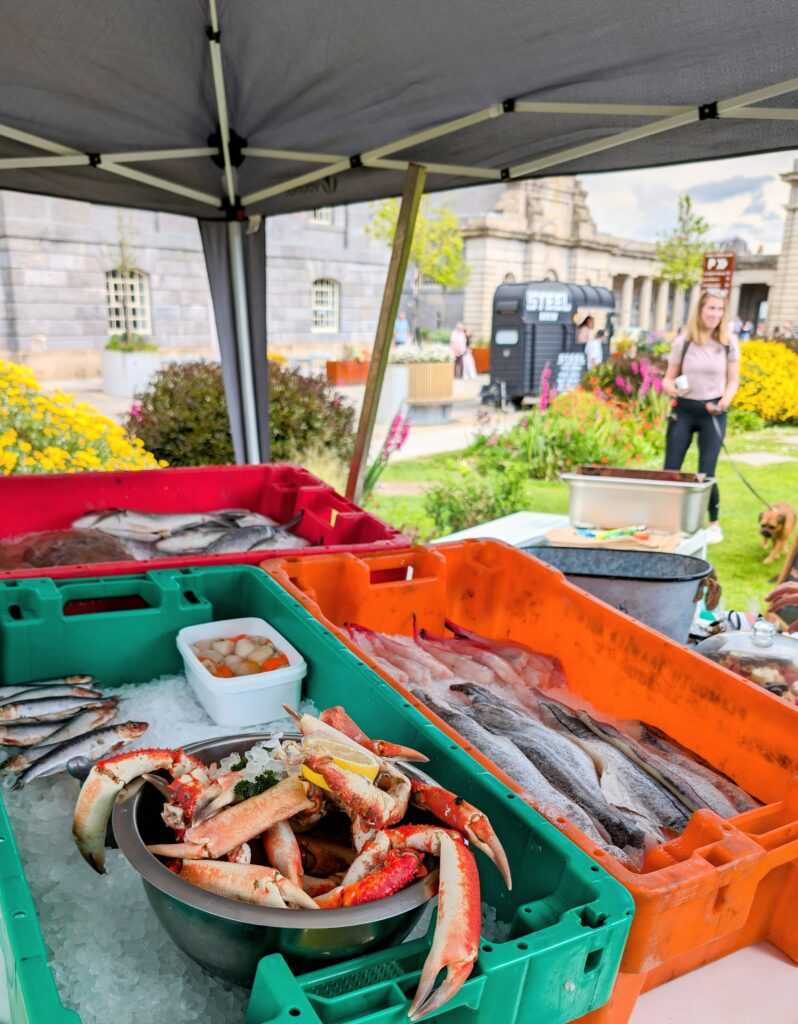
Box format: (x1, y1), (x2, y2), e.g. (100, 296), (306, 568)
(263, 540), (798, 1024)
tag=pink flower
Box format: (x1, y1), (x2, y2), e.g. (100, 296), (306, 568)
(487, 436), (499, 446)
(615, 376), (625, 389)
(631, 361), (639, 375)
(129, 401), (142, 420)
(521, 419), (529, 429)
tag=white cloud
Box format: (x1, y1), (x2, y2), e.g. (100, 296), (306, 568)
(581, 151), (798, 252)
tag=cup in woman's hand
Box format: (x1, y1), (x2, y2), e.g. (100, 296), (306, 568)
(674, 374), (689, 392)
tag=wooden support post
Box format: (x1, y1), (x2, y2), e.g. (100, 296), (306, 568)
(346, 163), (427, 502)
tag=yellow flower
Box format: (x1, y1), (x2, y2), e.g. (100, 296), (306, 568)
(18, 440), (32, 452)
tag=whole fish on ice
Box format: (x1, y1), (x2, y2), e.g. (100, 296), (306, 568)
(72, 509), (263, 543)
(0, 695), (117, 724)
(0, 705), (119, 762)
(453, 683), (650, 850)
(12, 720), (149, 788)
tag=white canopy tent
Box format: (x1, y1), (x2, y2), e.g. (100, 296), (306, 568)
(1, 1), (797, 472)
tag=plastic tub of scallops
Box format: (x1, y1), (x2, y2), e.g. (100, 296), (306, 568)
(177, 618), (307, 727)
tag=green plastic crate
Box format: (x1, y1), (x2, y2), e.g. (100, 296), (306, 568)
(0, 566), (634, 1024)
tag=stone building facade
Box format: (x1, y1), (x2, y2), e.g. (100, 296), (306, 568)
(459, 178), (777, 341)
(0, 172), (786, 380)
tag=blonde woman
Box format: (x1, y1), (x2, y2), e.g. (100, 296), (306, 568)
(662, 291), (740, 544)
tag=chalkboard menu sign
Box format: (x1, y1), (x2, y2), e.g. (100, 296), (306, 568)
(555, 351), (587, 393)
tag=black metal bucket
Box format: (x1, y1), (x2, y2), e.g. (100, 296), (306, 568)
(522, 546), (713, 643)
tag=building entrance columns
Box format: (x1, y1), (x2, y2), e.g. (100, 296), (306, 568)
(654, 280), (669, 331)
(619, 275), (635, 326)
(638, 277), (653, 330)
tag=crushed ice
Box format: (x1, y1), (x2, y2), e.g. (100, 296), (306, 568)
(2, 673), (317, 1024)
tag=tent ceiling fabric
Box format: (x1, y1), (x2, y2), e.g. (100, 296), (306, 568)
(1, 0), (797, 219)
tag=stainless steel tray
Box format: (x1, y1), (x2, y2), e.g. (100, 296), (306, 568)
(561, 472), (714, 533)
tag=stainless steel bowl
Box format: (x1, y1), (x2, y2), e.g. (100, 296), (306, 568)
(111, 733), (437, 986)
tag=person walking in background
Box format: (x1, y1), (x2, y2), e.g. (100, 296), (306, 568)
(393, 310), (411, 346)
(449, 321), (467, 378)
(661, 291), (740, 545)
(585, 328), (605, 369)
(461, 328), (478, 379)
(576, 315), (594, 345)
(730, 313), (743, 336)
(740, 320), (754, 340)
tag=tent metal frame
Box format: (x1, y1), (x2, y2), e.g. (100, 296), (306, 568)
(2, 80), (797, 212)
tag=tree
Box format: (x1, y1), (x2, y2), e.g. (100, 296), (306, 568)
(104, 211), (141, 342)
(655, 194), (712, 291)
(366, 198), (470, 335)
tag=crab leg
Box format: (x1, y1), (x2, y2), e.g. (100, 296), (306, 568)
(263, 821), (304, 885)
(410, 780), (512, 890)
(320, 706), (429, 763)
(302, 753), (396, 828)
(176, 860), (319, 910)
(407, 829), (481, 1021)
(73, 747), (202, 873)
(316, 847), (422, 909)
(148, 776), (312, 860)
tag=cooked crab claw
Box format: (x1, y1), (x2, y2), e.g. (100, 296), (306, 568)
(73, 748), (202, 873)
(147, 776), (313, 861)
(262, 820), (303, 885)
(284, 703), (429, 763)
(410, 779), (512, 890)
(320, 706), (430, 763)
(175, 860), (319, 910)
(403, 829), (481, 1021)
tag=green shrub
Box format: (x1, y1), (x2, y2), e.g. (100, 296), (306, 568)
(423, 463), (526, 534)
(126, 361), (355, 466)
(471, 389), (666, 482)
(727, 407), (765, 434)
(106, 333), (158, 353)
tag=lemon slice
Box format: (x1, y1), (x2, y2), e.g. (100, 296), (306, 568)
(300, 738), (379, 792)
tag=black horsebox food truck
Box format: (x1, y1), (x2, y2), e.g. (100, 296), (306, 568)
(483, 281), (616, 407)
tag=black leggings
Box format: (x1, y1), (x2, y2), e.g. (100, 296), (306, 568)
(664, 397), (727, 521)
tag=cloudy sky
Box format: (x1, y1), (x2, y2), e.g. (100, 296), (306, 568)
(580, 149), (798, 253)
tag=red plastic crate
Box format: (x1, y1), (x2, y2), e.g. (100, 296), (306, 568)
(0, 464), (408, 580)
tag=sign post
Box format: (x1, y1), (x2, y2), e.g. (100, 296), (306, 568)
(700, 253), (736, 297)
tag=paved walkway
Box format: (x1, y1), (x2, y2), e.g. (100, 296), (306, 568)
(42, 373), (524, 464)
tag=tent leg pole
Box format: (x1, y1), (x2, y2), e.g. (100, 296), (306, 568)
(346, 163), (426, 502)
(227, 219), (262, 464)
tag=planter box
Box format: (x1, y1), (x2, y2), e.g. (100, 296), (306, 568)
(472, 347), (490, 373)
(376, 364), (409, 424)
(325, 359), (370, 386)
(101, 349), (162, 398)
(407, 361), (454, 401)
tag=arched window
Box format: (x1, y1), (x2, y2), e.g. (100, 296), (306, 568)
(106, 269), (152, 334)
(311, 278), (340, 332)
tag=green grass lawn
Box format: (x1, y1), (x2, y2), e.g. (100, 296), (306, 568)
(366, 426), (798, 612)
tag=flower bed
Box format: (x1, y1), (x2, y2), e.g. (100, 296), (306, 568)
(0, 359), (164, 475)
(735, 340), (798, 423)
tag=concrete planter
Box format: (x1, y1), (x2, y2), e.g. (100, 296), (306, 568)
(407, 362), (454, 402)
(376, 365), (409, 424)
(101, 350), (163, 398)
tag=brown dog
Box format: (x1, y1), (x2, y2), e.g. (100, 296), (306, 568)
(759, 502), (796, 564)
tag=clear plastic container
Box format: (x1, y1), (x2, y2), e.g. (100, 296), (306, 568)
(176, 616), (307, 726)
(695, 619), (798, 702)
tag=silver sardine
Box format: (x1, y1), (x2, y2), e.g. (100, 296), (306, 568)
(13, 721), (149, 788)
(0, 685), (100, 707)
(0, 705), (119, 766)
(0, 696), (117, 723)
